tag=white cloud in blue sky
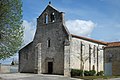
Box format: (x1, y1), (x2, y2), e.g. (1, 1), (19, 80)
(22, 20), (36, 45)
(66, 20), (96, 37)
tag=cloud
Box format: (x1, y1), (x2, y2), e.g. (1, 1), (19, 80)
(66, 19), (96, 36)
(22, 20), (36, 45)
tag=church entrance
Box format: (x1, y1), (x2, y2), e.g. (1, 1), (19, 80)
(48, 62), (53, 74)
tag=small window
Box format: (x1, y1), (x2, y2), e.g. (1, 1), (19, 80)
(47, 39), (50, 47)
(93, 45), (96, 57)
(92, 65), (95, 70)
(50, 12), (55, 22)
(44, 14), (48, 24)
(24, 53), (28, 60)
(0, 34), (1, 39)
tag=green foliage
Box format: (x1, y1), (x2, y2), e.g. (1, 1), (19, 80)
(71, 69), (83, 76)
(84, 70), (90, 76)
(71, 69), (96, 76)
(89, 70), (96, 76)
(84, 70), (96, 76)
(97, 71), (104, 76)
(79, 76), (120, 80)
(0, 0), (23, 60)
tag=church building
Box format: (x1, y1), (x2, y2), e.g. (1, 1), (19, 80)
(19, 3), (107, 76)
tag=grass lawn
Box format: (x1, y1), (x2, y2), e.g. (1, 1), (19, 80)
(73, 76), (120, 80)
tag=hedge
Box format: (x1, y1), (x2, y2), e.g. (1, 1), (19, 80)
(71, 69), (83, 76)
(71, 69), (96, 76)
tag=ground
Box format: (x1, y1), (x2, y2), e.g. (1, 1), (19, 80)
(1, 73), (120, 80)
(0, 73), (81, 80)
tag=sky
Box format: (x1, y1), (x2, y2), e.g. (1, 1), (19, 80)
(22, 0), (120, 42)
(1, 0), (120, 64)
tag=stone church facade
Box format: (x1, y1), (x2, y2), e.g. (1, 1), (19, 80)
(19, 4), (107, 76)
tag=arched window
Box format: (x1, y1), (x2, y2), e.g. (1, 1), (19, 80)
(92, 65), (95, 70)
(50, 12), (55, 22)
(44, 14), (48, 24)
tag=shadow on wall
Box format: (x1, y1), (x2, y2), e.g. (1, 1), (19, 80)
(0, 63), (18, 73)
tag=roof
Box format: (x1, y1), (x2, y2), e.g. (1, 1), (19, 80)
(19, 41), (33, 52)
(105, 42), (120, 48)
(38, 4), (62, 18)
(47, 4), (61, 13)
(71, 34), (107, 45)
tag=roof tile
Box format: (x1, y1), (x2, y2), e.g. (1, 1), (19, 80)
(71, 34), (107, 45)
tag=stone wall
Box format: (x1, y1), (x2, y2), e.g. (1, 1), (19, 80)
(0, 64), (18, 73)
(104, 47), (120, 76)
(70, 37), (105, 72)
(38, 22), (68, 74)
(64, 38), (71, 76)
(33, 5), (69, 74)
(19, 42), (35, 73)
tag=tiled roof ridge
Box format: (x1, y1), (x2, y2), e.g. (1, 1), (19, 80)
(106, 41), (120, 47)
(108, 41), (120, 44)
(71, 34), (107, 45)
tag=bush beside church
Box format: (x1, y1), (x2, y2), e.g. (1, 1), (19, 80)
(71, 69), (103, 76)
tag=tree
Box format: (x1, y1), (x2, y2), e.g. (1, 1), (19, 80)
(72, 42), (94, 77)
(80, 42), (91, 77)
(78, 43), (102, 76)
(0, 0), (23, 60)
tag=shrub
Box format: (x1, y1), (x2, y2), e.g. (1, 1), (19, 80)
(97, 71), (104, 76)
(89, 70), (96, 76)
(79, 70), (83, 76)
(71, 69), (83, 76)
(83, 70), (96, 76)
(84, 70), (90, 76)
(71, 69), (97, 76)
